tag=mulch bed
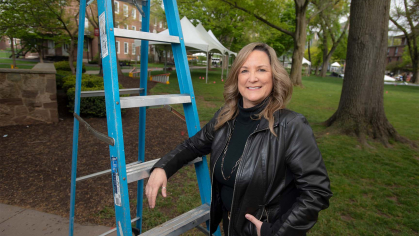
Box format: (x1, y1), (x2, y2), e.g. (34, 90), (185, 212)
(0, 76), (194, 227)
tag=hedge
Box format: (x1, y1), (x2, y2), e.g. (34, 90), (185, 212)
(63, 74), (124, 117)
(54, 61), (86, 73)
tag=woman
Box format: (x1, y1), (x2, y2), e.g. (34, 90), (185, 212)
(146, 43), (332, 236)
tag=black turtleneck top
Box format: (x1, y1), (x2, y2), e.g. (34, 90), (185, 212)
(213, 98), (267, 211)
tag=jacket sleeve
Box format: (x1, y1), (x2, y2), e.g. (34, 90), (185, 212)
(263, 114), (332, 236)
(151, 109), (220, 179)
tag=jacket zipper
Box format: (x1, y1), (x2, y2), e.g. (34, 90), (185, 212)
(228, 123), (279, 236)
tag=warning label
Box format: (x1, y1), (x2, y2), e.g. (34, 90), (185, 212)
(99, 12), (108, 58)
(111, 157), (121, 206)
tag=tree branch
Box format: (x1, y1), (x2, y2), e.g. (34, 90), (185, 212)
(390, 16), (414, 60)
(219, 0), (295, 38)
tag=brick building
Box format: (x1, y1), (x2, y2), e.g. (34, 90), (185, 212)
(1, 0), (168, 63)
(386, 34), (407, 65)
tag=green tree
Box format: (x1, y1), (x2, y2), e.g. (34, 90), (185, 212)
(311, 0), (349, 77)
(325, 0), (414, 147)
(218, 0), (340, 86)
(389, 0), (419, 83)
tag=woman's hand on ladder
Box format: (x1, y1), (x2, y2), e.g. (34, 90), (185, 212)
(145, 168), (168, 208)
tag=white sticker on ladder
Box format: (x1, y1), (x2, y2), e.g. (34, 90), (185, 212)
(99, 12), (109, 58)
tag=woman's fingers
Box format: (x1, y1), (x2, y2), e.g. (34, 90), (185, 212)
(145, 168), (167, 209)
(245, 214), (262, 236)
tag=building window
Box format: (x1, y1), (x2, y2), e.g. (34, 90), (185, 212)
(154, 17), (157, 26)
(132, 43), (136, 55)
(153, 29), (157, 34)
(115, 21), (119, 28)
(389, 57), (391, 62)
(159, 21), (162, 28)
(116, 41), (120, 54)
(124, 42), (128, 54)
(114, 1), (119, 14)
(395, 47), (398, 55)
(8, 38), (11, 44)
(139, 15), (142, 22)
(125, 24), (128, 30)
(85, 17), (89, 28)
(132, 9), (136, 19)
(123, 5), (128, 17)
(132, 26), (136, 31)
(387, 48), (389, 56)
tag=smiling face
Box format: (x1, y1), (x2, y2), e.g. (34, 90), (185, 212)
(238, 50), (273, 108)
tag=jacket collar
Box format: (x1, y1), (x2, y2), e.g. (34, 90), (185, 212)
(255, 109), (291, 132)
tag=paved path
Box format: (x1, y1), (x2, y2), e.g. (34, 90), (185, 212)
(384, 82), (419, 87)
(0, 204), (117, 236)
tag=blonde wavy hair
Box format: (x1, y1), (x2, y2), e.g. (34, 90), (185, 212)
(214, 42), (293, 135)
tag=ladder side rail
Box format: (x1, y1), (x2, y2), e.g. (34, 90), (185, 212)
(163, 0), (221, 235)
(136, 0), (151, 232)
(69, 0), (87, 235)
(97, 1), (132, 235)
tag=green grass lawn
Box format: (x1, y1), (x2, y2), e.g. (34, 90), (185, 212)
(0, 64), (34, 69)
(144, 70), (419, 235)
(0, 50), (12, 58)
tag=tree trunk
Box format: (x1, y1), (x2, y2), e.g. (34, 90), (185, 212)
(208, 53), (212, 70)
(412, 56), (418, 84)
(289, 1), (308, 86)
(69, 38), (76, 74)
(10, 37), (17, 68)
(324, 0), (413, 147)
(320, 31), (328, 77)
(307, 39), (312, 75)
(98, 41), (103, 76)
(315, 66), (319, 76)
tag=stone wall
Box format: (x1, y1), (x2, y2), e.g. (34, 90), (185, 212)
(0, 63), (58, 126)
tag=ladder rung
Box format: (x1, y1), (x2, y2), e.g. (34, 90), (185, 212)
(114, 28), (180, 44)
(76, 157), (202, 183)
(120, 94), (191, 109)
(126, 157), (202, 183)
(76, 161), (141, 182)
(81, 88), (145, 97)
(140, 204), (210, 236)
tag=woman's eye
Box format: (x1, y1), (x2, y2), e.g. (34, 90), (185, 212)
(259, 69), (266, 72)
(241, 70), (248, 73)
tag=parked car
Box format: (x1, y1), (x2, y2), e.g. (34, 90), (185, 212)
(384, 75), (396, 82)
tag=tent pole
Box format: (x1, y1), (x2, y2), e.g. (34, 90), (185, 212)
(164, 45), (167, 73)
(206, 50), (209, 84)
(226, 54), (229, 80)
(221, 54), (224, 81)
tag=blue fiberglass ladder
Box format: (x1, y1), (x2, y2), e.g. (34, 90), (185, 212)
(68, 0), (221, 235)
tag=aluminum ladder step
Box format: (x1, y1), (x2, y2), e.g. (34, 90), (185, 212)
(81, 88), (144, 97)
(114, 28), (180, 43)
(120, 94), (191, 109)
(76, 157), (202, 183)
(140, 204), (210, 236)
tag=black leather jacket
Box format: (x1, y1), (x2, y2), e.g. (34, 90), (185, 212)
(153, 108), (332, 236)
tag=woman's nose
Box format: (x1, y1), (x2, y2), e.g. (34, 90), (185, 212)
(248, 72), (258, 82)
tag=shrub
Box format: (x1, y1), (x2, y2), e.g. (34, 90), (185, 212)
(56, 70), (73, 88)
(63, 74), (124, 117)
(54, 61), (86, 73)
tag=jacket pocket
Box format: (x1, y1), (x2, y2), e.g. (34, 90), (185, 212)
(244, 206), (265, 236)
(266, 205), (281, 223)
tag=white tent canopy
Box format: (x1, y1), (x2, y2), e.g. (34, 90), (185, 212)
(195, 23), (225, 54)
(331, 62), (341, 67)
(149, 16), (209, 52)
(302, 57), (311, 65)
(208, 30), (237, 56)
(147, 16), (236, 83)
